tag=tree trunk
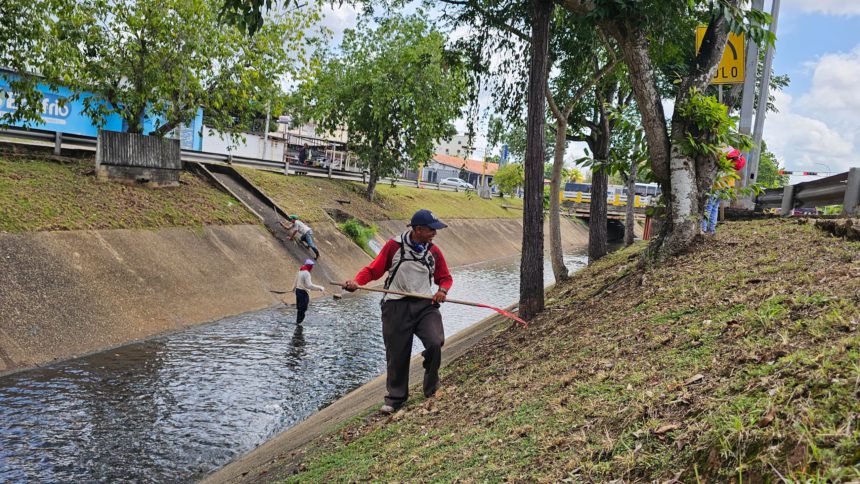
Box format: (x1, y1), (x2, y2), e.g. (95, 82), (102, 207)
(365, 169), (379, 202)
(607, 15), (732, 261)
(587, 85), (612, 265)
(589, 168), (608, 263)
(663, 145), (703, 252)
(124, 113), (145, 134)
(602, 21), (671, 187)
(519, 0), (553, 321)
(549, 117), (569, 282)
(624, 161), (637, 246)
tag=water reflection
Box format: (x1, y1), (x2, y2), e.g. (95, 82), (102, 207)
(0, 253), (586, 482)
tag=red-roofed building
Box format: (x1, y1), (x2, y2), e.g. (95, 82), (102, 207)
(403, 153), (500, 188)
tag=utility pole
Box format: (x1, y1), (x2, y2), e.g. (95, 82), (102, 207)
(737, 0), (765, 191)
(262, 101), (271, 160)
(748, 0), (781, 187)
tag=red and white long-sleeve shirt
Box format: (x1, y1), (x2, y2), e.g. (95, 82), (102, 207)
(354, 233), (452, 299)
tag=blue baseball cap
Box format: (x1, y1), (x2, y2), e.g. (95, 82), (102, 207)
(409, 209), (447, 230)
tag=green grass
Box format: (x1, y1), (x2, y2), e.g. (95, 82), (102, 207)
(0, 154), (257, 232)
(282, 219), (860, 482)
(238, 167), (523, 224)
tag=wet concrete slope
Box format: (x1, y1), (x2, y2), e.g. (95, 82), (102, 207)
(0, 225), (295, 375)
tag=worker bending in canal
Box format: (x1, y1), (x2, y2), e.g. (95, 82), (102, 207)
(343, 209), (452, 414)
(282, 214), (321, 259)
(294, 259), (325, 324)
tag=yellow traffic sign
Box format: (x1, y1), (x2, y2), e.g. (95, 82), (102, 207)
(696, 26), (745, 84)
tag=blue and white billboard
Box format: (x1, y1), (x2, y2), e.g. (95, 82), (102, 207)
(0, 78), (124, 137)
(0, 72), (203, 150)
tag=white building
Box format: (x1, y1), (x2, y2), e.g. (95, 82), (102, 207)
(201, 126), (285, 161)
(433, 135), (474, 159)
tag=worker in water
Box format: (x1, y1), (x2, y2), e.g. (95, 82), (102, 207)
(293, 259), (325, 324)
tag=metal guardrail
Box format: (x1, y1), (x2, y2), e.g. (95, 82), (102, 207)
(561, 191), (654, 207)
(755, 168), (860, 216)
(0, 126), (482, 194)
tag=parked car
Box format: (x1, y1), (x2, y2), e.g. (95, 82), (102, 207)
(439, 177), (474, 189)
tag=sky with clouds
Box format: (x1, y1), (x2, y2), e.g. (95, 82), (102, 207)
(312, 1), (859, 179)
(765, 0), (860, 181)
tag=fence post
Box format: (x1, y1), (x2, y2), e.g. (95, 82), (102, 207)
(328, 162), (332, 179)
(844, 167), (860, 216)
(284, 159), (290, 176)
(53, 132), (62, 155)
(780, 184), (795, 217)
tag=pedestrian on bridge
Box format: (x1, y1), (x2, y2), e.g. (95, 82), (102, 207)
(342, 209), (453, 414)
(293, 259), (325, 324)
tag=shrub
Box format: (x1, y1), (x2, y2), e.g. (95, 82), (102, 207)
(338, 218), (378, 256)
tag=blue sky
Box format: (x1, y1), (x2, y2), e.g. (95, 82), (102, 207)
(776, 9), (859, 95)
(765, 0), (860, 182)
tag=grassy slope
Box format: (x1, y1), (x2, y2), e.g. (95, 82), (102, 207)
(238, 168), (523, 224)
(289, 219), (860, 482)
(0, 155), (259, 232)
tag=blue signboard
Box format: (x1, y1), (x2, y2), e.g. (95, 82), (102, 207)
(1, 72), (203, 150)
(0, 77), (124, 137)
(501, 143), (509, 166)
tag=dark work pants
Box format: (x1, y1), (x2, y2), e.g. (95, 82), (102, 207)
(295, 288), (309, 324)
(381, 298), (445, 408)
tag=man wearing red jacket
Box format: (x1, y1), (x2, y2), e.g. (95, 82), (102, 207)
(344, 209), (453, 414)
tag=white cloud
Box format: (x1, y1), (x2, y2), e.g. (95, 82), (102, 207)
(763, 43), (860, 179)
(764, 90), (855, 176)
(317, 3), (361, 47)
(783, 0), (860, 16)
(796, 47), (860, 118)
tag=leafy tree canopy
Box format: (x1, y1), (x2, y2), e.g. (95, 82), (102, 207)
(494, 162), (524, 197)
(301, 14), (469, 200)
(3, 0), (321, 138)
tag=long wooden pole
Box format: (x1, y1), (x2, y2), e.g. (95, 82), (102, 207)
(328, 282), (528, 327)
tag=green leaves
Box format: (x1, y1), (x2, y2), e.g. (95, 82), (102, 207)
(301, 15), (468, 199)
(676, 88), (750, 159)
(35, 0), (321, 137)
(494, 162), (525, 197)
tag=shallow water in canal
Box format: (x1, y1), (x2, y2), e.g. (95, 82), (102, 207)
(0, 254), (587, 482)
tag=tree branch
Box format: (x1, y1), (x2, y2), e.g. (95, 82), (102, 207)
(438, 0), (530, 42)
(680, 2), (738, 99)
(565, 133), (589, 143)
(547, 56), (620, 123)
(545, 82), (564, 121)
(600, 19), (671, 186)
(558, 0), (596, 15)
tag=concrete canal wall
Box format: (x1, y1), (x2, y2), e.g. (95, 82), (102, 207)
(0, 217), (589, 375)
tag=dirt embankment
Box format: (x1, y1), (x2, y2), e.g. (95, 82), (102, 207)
(237, 219), (859, 483)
